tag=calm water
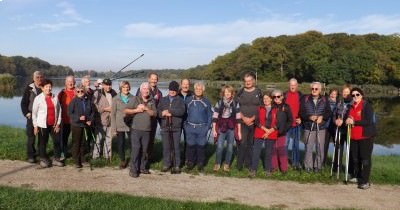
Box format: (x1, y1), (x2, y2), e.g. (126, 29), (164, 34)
(1, 78), (399, 155)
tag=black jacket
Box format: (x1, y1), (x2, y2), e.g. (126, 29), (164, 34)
(68, 95), (95, 127)
(353, 100), (377, 138)
(157, 95), (186, 132)
(20, 83), (42, 117)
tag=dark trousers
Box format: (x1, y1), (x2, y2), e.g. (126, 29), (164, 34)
(71, 125), (86, 165)
(351, 138), (373, 185)
(237, 123), (254, 169)
(161, 130), (181, 168)
(61, 123), (71, 158)
(251, 139), (275, 172)
(38, 126), (61, 160)
(117, 131), (130, 161)
(332, 130), (346, 172)
(130, 130), (150, 173)
(147, 118), (158, 161)
(25, 118), (37, 159)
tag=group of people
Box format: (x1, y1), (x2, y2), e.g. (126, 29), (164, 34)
(20, 71), (376, 189)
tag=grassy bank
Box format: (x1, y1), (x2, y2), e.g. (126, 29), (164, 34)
(1, 125), (399, 185)
(0, 186), (267, 210)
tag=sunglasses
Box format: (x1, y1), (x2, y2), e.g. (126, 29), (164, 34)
(272, 95), (282, 99)
(352, 93), (361, 97)
(311, 88), (319, 91)
(76, 90), (84, 94)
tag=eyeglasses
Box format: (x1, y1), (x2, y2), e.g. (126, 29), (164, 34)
(311, 88), (319, 91)
(272, 95), (282, 99)
(352, 93), (361, 97)
(76, 90), (84, 94)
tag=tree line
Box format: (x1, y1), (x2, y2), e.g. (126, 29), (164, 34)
(0, 55), (74, 78)
(182, 31), (400, 87)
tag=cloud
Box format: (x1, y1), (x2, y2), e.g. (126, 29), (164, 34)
(124, 14), (400, 48)
(17, 1), (91, 31)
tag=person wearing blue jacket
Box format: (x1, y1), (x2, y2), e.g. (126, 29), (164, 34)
(184, 82), (212, 172)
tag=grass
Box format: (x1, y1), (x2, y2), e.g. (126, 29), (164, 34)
(0, 186), (268, 210)
(1, 125), (399, 185)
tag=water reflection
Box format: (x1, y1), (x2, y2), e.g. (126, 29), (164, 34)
(1, 77), (399, 155)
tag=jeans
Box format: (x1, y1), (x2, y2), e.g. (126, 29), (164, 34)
(285, 126), (301, 167)
(251, 139), (275, 172)
(184, 124), (208, 167)
(215, 129), (234, 165)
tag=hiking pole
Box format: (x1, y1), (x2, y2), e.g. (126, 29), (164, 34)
(304, 122), (315, 145)
(111, 71), (145, 81)
(345, 124), (351, 183)
(167, 116), (176, 174)
(110, 54), (144, 79)
(336, 130), (341, 179)
(330, 126), (339, 177)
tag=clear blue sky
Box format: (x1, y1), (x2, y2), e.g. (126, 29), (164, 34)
(1, 0), (399, 71)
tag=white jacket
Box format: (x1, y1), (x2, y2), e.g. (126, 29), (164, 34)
(32, 92), (62, 128)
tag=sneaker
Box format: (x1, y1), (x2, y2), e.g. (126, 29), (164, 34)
(53, 158), (65, 167)
(248, 170), (256, 178)
(39, 159), (49, 168)
(223, 164), (230, 172)
(358, 183), (370, 190)
(140, 169), (151, 174)
(213, 164), (220, 172)
(171, 167), (181, 174)
(349, 177), (358, 183)
(27, 158), (36, 164)
(129, 170), (139, 178)
(161, 166), (170, 172)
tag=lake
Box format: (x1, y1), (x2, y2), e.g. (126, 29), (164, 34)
(1, 77), (399, 155)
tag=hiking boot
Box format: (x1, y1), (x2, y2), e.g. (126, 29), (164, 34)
(75, 163), (83, 168)
(314, 168), (319, 173)
(358, 183), (370, 190)
(119, 160), (127, 169)
(223, 164), (230, 172)
(140, 169), (151, 174)
(39, 159), (49, 168)
(197, 165), (204, 173)
(213, 164), (220, 172)
(186, 162), (195, 171)
(171, 167), (181, 174)
(52, 158), (65, 167)
(248, 170), (256, 178)
(82, 161), (90, 167)
(129, 170), (139, 178)
(27, 158), (36, 164)
(265, 171), (272, 177)
(161, 166), (170, 172)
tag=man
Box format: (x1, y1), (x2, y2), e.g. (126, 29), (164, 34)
(158, 81), (186, 173)
(136, 72), (162, 166)
(178, 78), (193, 164)
(300, 82), (331, 173)
(93, 78), (117, 159)
(236, 72), (262, 170)
(283, 78), (302, 170)
(81, 75), (94, 97)
(20, 71), (44, 163)
(58, 75), (76, 160)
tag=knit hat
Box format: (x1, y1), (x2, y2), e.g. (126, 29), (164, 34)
(168, 81), (179, 92)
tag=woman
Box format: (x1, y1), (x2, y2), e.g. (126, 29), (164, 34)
(345, 87), (376, 189)
(323, 88), (338, 164)
(185, 82), (212, 172)
(212, 85), (241, 172)
(249, 92), (274, 177)
(68, 85), (94, 168)
(32, 79), (62, 168)
(270, 89), (292, 174)
(124, 82), (156, 177)
(111, 81), (134, 169)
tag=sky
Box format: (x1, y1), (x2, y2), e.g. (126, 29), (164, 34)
(1, 0), (400, 71)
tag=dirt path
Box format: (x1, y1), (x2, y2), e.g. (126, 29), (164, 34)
(1, 160), (399, 210)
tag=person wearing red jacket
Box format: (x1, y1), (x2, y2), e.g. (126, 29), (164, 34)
(250, 90), (292, 177)
(345, 87), (376, 190)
